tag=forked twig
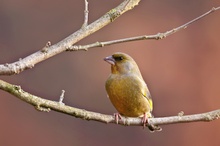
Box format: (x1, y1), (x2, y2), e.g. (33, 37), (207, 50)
(69, 7), (220, 50)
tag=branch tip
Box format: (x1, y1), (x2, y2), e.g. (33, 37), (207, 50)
(178, 111), (184, 116)
(81, 0), (89, 28)
(58, 90), (65, 105)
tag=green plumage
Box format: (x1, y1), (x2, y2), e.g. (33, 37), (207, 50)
(105, 52), (153, 118)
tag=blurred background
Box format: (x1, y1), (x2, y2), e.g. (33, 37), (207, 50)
(1, 0), (220, 145)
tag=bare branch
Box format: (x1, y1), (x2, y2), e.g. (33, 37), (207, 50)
(81, 0), (89, 28)
(1, 2), (220, 132)
(0, 0), (141, 76)
(59, 90), (65, 104)
(70, 6), (220, 50)
(0, 79), (219, 128)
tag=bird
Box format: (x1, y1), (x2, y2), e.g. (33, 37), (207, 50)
(104, 52), (161, 131)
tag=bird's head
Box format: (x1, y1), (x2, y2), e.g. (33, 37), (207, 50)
(104, 52), (141, 75)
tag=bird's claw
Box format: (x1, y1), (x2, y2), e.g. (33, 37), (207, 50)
(114, 113), (122, 124)
(141, 113), (148, 127)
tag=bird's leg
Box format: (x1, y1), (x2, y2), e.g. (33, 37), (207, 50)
(141, 113), (148, 128)
(114, 113), (122, 124)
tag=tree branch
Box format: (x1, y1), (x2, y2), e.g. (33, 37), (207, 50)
(81, 0), (89, 28)
(69, 6), (220, 50)
(1, 2), (220, 131)
(0, 79), (219, 128)
(0, 0), (141, 76)
(0, 5), (219, 76)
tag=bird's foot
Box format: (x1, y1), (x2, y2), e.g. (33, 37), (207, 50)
(141, 113), (148, 128)
(114, 113), (122, 124)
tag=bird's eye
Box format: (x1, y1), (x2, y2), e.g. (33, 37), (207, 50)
(114, 56), (123, 61)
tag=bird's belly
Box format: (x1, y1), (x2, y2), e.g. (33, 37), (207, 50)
(109, 94), (149, 117)
(106, 78), (150, 117)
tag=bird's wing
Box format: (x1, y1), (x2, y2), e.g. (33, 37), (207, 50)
(124, 74), (154, 111)
(138, 77), (153, 112)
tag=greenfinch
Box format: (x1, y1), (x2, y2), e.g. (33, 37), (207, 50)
(104, 52), (161, 131)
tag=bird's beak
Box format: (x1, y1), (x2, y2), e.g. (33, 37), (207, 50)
(104, 56), (115, 65)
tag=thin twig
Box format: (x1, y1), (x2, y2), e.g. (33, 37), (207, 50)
(81, 0), (89, 28)
(0, 79), (219, 128)
(59, 90), (65, 104)
(0, 0), (141, 76)
(69, 6), (220, 50)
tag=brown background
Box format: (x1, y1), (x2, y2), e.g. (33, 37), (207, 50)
(1, 0), (220, 146)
